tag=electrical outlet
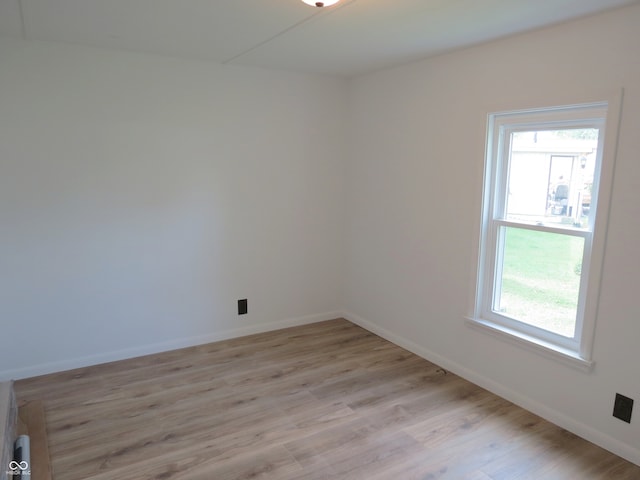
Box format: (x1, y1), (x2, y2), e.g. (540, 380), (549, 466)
(613, 393), (633, 423)
(238, 299), (248, 315)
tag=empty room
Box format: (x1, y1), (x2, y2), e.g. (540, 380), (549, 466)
(1, 1), (640, 479)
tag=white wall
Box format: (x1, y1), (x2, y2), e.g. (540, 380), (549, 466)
(344, 4), (640, 465)
(0, 39), (346, 379)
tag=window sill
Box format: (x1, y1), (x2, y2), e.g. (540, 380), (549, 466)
(465, 317), (594, 372)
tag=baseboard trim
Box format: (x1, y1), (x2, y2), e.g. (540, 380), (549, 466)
(1, 311), (341, 382)
(341, 310), (640, 467)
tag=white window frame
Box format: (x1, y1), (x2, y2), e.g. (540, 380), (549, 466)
(468, 96), (622, 371)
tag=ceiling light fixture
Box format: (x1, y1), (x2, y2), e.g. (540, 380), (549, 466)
(301, 0), (340, 7)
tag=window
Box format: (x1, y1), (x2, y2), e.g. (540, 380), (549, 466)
(470, 100), (620, 369)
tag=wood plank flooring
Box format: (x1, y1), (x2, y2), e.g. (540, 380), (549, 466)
(14, 319), (640, 480)
(18, 400), (53, 480)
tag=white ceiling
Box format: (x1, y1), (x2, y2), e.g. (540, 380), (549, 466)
(1, 0), (638, 77)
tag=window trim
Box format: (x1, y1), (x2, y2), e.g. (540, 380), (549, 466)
(468, 93), (623, 370)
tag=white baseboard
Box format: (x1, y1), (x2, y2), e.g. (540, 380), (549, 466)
(341, 310), (640, 467)
(1, 311), (341, 382)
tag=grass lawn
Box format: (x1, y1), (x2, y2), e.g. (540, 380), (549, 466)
(497, 227), (584, 337)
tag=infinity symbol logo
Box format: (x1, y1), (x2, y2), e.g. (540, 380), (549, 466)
(9, 460), (29, 470)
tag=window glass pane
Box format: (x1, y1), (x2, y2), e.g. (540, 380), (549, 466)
(494, 227), (584, 338)
(505, 129), (598, 229)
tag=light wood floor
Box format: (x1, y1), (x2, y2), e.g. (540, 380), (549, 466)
(15, 319), (640, 480)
